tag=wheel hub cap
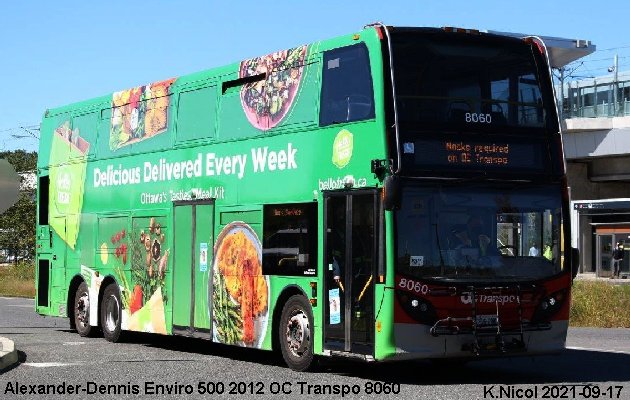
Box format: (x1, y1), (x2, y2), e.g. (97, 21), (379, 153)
(286, 312), (310, 357)
(77, 294), (89, 326)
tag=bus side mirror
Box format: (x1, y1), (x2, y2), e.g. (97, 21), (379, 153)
(571, 247), (580, 280)
(383, 175), (400, 211)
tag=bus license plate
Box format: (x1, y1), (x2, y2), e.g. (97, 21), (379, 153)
(475, 315), (498, 327)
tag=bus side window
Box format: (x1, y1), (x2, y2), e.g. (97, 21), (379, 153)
(319, 43), (375, 126)
(262, 203), (317, 277)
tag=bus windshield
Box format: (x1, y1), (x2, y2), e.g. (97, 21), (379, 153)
(395, 182), (563, 281)
(391, 30), (548, 132)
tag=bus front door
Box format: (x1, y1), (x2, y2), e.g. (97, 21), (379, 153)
(172, 200), (215, 338)
(323, 190), (377, 355)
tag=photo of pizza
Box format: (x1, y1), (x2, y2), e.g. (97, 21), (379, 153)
(212, 222), (269, 348)
(239, 45), (308, 130)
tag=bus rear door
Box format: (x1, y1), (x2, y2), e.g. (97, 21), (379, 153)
(172, 199), (215, 337)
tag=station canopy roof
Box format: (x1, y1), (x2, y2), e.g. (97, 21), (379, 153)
(487, 30), (596, 69)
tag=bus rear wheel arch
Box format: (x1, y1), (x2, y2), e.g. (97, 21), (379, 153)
(279, 294), (315, 371)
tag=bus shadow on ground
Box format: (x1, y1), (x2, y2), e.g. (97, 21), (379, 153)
(115, 331), (630, 385)
(120, 331), (286, 368)
(328, 349), (630, 385)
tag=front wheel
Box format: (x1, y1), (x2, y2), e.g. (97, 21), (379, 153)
(279, 295), (314, 371)
(101, 284), (123, 342)
(74, 282), (94, 337)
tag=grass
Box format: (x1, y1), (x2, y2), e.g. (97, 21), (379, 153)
(1, 264), (628, 328)
(0, 261), (35, 298)
(570, 280), (630, 328)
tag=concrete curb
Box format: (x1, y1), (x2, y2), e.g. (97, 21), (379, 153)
(0, 336), (18, 372)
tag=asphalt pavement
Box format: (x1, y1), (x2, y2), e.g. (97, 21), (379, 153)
(1, 296), (630, 399)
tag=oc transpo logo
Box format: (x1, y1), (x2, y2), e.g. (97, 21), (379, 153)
(460, 293), (517, 305)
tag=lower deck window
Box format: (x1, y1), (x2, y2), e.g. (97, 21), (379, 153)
(263, 203), (317, 276)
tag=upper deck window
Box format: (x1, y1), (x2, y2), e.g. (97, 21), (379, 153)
(320, 43), (375, 126)
(391, 30), (549, 132)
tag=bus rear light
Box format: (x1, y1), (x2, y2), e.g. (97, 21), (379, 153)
(309, 298), (317, 307)
(376, 320), (382, 332)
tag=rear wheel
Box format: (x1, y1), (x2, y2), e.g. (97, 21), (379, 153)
(279, 295), (314, 371)
(74, 282), (94, 337)
(101, 284), (123, 342)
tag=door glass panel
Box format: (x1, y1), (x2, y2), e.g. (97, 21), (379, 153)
(324, 192), (376, 353)
(599, 234), (613, 277)
(173, 207), (193, 328)
(324, 196), (347, 346)
(350, 195), (374, 346)
(194, 204), (214, 332)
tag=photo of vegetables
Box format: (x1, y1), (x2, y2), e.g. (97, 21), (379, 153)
(109, 78), (176, 151)
(239, 45), (308, 130)
(107, 217), (169, 334)
(212, 223), (269, 347)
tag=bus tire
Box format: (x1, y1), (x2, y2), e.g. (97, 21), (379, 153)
(279, 295), (314, 371)
(101, 284), (123, 342)
(74, 282), (94, 337)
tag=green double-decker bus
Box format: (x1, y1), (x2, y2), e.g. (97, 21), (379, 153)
(35, 24), (577, 370)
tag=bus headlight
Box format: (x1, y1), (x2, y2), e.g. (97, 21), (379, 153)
(396, 291), (438, 325)
(531, 289), (566, 323)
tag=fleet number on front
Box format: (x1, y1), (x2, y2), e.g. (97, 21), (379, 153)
(398, 278), (429, 295)
(465, 112), (492, 124)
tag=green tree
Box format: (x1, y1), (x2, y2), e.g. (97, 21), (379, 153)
(0, 150), (37, 263)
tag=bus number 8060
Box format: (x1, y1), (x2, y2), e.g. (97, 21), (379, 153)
(465, 112), (492, 124)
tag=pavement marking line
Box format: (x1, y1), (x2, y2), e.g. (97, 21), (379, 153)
(63, 342), (85, 346)
(23, 362), (81, 368)
(7, 305), (34, 308)
(567, 346), (630, 355)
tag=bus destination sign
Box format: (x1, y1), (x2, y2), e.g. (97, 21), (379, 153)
(411, 138), (544, 172)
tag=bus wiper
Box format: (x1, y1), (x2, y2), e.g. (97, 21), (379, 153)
(433, 223), (445, 274)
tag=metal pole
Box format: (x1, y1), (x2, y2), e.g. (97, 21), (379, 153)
(614, 54), (619, 116)
(558, 67), (569, 121)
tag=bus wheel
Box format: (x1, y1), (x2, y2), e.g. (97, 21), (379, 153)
(101, 284), (122, 342)
(74, 282), (94, 337)
(279, 295), (314, 371)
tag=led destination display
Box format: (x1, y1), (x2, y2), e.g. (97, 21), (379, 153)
(411, 138), (545, 172)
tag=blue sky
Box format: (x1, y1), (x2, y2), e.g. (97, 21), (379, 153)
(2, 0), (629, 151)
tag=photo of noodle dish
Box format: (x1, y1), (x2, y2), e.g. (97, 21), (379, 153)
(212, 222), (269, 348)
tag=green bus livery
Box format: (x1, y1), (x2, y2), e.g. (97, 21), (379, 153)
(36, 24), (577, 371)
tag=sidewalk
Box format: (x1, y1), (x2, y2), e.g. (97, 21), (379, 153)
(575, 273), (630, 285)
(0, 336), (18, 372)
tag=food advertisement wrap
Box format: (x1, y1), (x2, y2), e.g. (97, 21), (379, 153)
(49, 122), (90, 249)
(212, 222), (269, 348)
